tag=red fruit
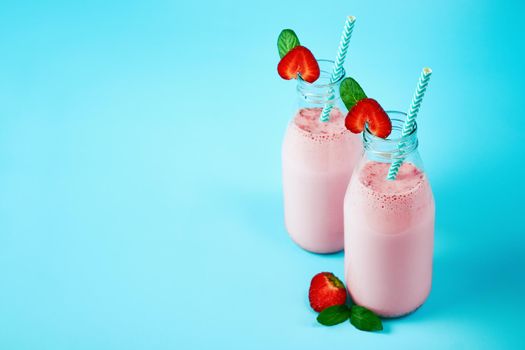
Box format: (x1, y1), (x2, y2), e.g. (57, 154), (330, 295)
(345, 98), (392, 138)
(308, 272), (347, 312)
(277, 46), (320, 83)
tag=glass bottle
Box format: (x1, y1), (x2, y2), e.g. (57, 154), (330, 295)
(282, 59), (362, 253)
(344, 112), (435, 316)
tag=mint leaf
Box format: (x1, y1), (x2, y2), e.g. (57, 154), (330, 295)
(316, 305), (351, 326)
(340, 77), (367, 111)
(277, 29), (300, 59)
(349, 305), (383, 332)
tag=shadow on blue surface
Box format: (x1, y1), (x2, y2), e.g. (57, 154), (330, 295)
(224, 170), (524, 342)
(415, 235), (525, 320)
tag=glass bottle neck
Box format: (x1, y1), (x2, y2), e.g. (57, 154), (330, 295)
(296, 59), (345, 108)
(363, 112), (419, 162)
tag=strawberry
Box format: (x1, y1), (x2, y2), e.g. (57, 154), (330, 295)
(309, 272), (347, 312)
(277, 46), (320, 83)
(345, 98), (392, 138)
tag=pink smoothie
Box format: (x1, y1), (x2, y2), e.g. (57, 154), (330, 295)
(344, 161), (434, 317)
(282, 107), (362, 253)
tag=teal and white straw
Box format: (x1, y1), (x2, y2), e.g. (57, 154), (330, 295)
(319, 16), (356, 123)
(387, 67), (433, 180)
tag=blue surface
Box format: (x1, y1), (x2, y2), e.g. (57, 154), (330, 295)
(1, 0), (524, 349)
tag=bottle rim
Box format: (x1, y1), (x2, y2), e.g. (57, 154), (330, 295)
(297, 59), (346, 88)
(363, 111), (419, 159)
(363, 111), (418, 144)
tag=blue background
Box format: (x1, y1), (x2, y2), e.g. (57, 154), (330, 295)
(1, 0), (524, 349)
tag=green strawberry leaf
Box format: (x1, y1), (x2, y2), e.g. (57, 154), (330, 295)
(340, 77), (367, 111)
(277, 29), (300, 59)
(316, 305), (351, 326)
(349, 305), (383, 332)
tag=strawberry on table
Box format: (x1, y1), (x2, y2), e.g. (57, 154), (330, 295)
(308, 272), (347, 312)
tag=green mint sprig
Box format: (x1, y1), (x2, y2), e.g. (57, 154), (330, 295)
(316, 305), (351, 326)
(316, 304), (383, 332)
(349, 305), (383, 332)
(277, 29), (300, 59)
(339, 77), (367, 111)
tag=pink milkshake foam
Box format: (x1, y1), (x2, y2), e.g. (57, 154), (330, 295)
(293, 107), (348, 138)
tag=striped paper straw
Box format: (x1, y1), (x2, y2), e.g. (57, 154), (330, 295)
(319, 16), (356, 123)
(387, 67), (433, 180)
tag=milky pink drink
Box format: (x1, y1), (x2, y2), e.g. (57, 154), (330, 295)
(282, 60), (362, 253)
(344, 114), (435, 317)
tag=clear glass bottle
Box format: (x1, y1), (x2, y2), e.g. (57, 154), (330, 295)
(282, 59), (362, 253)
(343, 112), (435, 317)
